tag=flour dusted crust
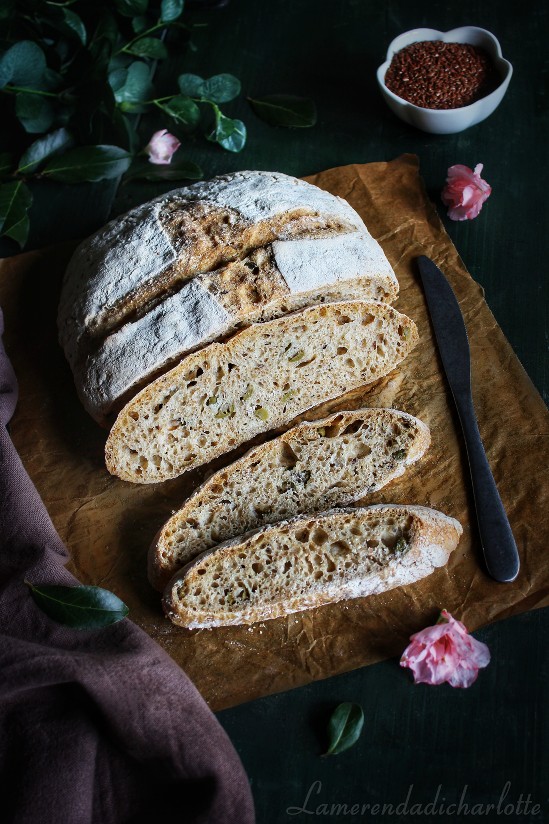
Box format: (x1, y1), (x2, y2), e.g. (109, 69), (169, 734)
(105, 301), (419, 484)
(162, 505), (462, 629)
(149, 408), (431, 590)
(57, 171), (398, 423)
(80, 232), (399, 420)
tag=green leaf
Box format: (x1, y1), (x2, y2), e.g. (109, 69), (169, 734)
(0, 152), (14, 178)
(125, 157), (202, 182)
(177, 72), (205, 97)
(17, 128), (74, 174)
(0, 41), (47, 90)
(248, 94), (317, 128)
(126, 37), (168, 59)
(26, 582), (129, 630)
(177, 73), (241, 103)
(15, 94), (55, 134)
(42, 145), (131, 182)
(161, 95), (200, 128)
(208, 113), (246, 152)
(62, 8), (87, 45)
(323, 703), (364, 756)
(131, 14), (149, 33)
(0, 0), (15, 22)
(114, 0), (148, 16)
(201, 73), (241, 103)
(111, 61), (153, 109)
(161, 0), (184, 21)
(0, 181), (33, 247)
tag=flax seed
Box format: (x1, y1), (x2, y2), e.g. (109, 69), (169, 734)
(384, 40), (499, 109)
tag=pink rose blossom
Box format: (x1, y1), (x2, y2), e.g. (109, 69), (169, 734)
(145, 130), (181, 165)
(441, 163), (492, 221)
(400, 609), (490, 688)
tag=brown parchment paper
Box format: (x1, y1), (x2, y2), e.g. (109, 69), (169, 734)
(1, 155), (548, 711)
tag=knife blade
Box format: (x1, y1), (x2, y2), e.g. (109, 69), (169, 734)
(416, 255), (520, 583)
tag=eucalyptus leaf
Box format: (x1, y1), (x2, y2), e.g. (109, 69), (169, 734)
(0, 181), (33, 247)
(126, 37), (168, 59)
(112, 61), (153, 107)
(248, 94), (317, 128)
(42, 145), (131, 182)
(161, 95), (200, 128)
(0, 0), (15, 21)
(114, 0), (148, 17)
(200, 73), (240, 103)
(323, 703), (364, 756)
(17, 128), (74, 174)
(177, 72), (205, 97)
(15, 93), (55, 134)
(26, 582), (129, 629)
(161, 0), (184, 22)
(208, 113), (246, 152)
(0, 152), (14, 178)
(62, 8), (87, 45)
(131, 14), (149, 33)
(0, 41), (47, 90)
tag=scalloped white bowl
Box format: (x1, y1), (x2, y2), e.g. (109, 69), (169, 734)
(376, 26), (513, 134)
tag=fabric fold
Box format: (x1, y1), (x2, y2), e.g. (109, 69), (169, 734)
(0, 306), (254, 824)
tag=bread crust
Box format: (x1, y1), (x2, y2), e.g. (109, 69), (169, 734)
(57, 171), (398, 423)
(162, 505), (462, 629)
(149, 408), (431, 590)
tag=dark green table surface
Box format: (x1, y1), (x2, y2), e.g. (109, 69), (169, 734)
(2, 1), (548, 822)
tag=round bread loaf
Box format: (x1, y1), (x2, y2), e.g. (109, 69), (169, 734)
(57, 171), (399, 423)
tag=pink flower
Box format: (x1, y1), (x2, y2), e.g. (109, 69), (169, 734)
(441, 163), (492, 220)
(400, 609), (490, 688)
(145, 130), (181, 165)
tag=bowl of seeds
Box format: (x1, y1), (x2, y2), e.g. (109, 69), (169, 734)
(376, 26), (512, 134)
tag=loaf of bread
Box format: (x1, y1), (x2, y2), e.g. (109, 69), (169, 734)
(150, 408), (430, 590)
(162, 505), (462, 629)
(105, 301), (419, 484)
(58, 171), (398, 423)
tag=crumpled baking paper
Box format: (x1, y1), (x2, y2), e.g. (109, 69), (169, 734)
(1, 154), (547, 710)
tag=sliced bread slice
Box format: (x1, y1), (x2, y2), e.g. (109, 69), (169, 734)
(149, 408), (430, 590)
(105, 301), (419, 484)
(162, 504), (462, 629)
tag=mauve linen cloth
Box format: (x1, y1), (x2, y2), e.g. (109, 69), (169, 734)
(0, 307), (255, 824)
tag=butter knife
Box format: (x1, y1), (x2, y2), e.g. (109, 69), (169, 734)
(416, 255), (520, 583)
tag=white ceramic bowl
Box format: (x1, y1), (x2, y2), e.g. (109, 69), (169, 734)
(376, 26), (513, 134)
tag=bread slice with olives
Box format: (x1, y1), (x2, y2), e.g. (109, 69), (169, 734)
(105, 301), (419, 484)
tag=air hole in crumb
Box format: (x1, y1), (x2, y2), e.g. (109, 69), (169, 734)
(336, 346), (348, 355)
(278, 442), (298, 469)
(252, 562), (263, 573)
(283, 560), (292, 573)
(330, 541), (350, 555)
(341, 420), (362, 436)
(346, 358), (355, 369)
(295, 529), (309, 543)
(311, 528), (329, 546)
(337, 314), (352, 325)
(129, 411), (139, 421)
(367, 539), (379, 548)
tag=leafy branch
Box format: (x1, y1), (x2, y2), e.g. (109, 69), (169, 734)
(0, 0), (316, 248)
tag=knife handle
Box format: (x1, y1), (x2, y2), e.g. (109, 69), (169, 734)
(453, 390), (520, 582)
